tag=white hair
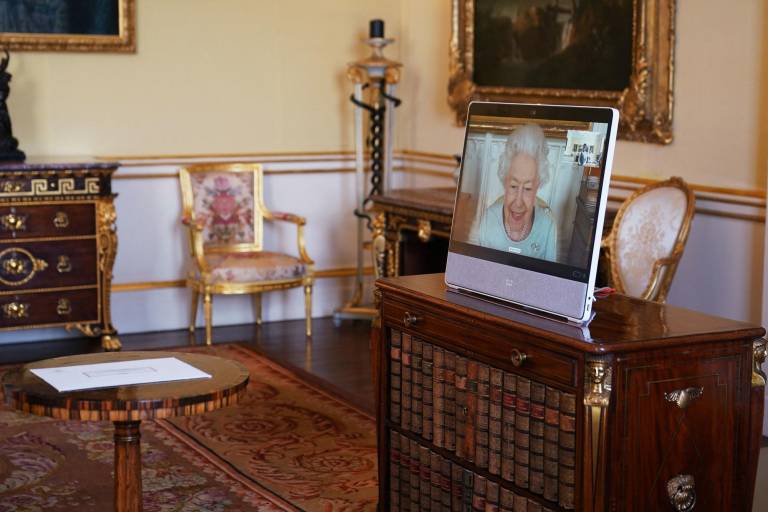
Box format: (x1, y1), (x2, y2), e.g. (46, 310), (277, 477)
(497, 124), (549, 186)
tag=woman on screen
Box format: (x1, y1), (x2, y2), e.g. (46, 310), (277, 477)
(478, 123), (558, 261)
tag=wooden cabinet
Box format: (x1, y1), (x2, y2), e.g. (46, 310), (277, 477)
(374, 273), (766, 511)
(0, 160), (121, 350)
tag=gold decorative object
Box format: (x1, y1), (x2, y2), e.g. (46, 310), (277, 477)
(449, 0), (676, 144)
(753, 339), (767, 387)
(2, 301), (29, 319)
(667, 474), (696, 512)
(664, 387), (704, 410)
(585, 358), (612, 408)
(0, 0), (135, 53)
(0, 211), (26, 231)
(0, 247), (48, 286)
(1, 180), (23, 193)
(417, 219), (432, 243)
(53, 211), (69, 228)
(602, 177), (695, 303)
(56, 255), (72, 273)
(403, 312), (421, 327)
(56, 298), (72, 316)
(509, 349), (527, 367)
(179, 163), (315, 345)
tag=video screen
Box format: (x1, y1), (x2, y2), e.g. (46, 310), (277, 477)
(451, 114), (609, 281)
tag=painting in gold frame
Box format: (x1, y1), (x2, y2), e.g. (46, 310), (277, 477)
(449, 0), (675, 144)
(0, 0), (135, 53)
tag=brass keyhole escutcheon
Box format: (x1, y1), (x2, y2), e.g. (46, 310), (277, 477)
(53, 211), (69, 229)
(57, 255), (72, 273)
(403, 312), (422, 327)
(510, 348), (527, 367)
(57, 298), (72, 316)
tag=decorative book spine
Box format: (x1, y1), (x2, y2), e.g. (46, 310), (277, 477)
(475, 364), (491, 470)
(422, 342), (434, 442)
(452, 462), (464, 511)
(543, 387), (561, 503)
(401, 334), (413, 432)
(444, 351), (457, 452)
(411, 339), (424, 436)
(455, 356), (468, 459)
(420, 445), (431, 511)
(499, 487), (515, 512)
(390, 430), (400, 512)
(485, 481), (500, 512)
(399, 433), (411, 511)
(489, 368), (503, 476)
(513, 494), (528, 512)
(440, 458), (452, 510)
(430, 452), (442, 511)
(529, 381), (546, 495)
(433, 347), (445, 448)
(390, 330), (402, 425)
(462, 468), (474, 512)
(409, 438), (420, 510)
(472, 475), (487, 512)
(527, 499), (543, 512)
(514, 377), (531, 490)
(558, 392), (577, 510)
(501, 372), (517, 483)
(465, 360), (479, 463)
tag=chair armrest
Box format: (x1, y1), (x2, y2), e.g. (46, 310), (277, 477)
(643, 255), (679, 302)
(180, 215), (208, 272)
(263, 210), (314, 265)
(266, 210), (306, 226)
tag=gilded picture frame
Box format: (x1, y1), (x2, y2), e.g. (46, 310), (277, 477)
(0, 0), (135, 53)
(449, 0), (675, 144)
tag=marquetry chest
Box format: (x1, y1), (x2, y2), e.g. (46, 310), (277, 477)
(0, 160), (121, 350)
(374, 273), (765, 511)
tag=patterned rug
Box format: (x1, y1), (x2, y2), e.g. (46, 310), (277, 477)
(0, 344), (378, 511)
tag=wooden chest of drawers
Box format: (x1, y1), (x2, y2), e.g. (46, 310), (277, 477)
(0, 160), (121, 350)
(374, 274), (766, 511)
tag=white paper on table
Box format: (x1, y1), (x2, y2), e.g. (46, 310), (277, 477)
(30, 357), (212, 392)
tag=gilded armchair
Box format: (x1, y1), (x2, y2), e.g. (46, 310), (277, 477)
(602, 176), (695, 303)
(179, 163), (314, 345)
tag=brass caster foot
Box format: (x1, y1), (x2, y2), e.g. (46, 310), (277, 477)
(101, 334), (122, 351)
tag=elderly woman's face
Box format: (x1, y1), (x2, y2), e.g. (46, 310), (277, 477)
(503, 153), (539, 233)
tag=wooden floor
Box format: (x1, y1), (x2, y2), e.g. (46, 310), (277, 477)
(0, 318), (375, 414)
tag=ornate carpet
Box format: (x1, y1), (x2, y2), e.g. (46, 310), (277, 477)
(0, 343), (378, 511)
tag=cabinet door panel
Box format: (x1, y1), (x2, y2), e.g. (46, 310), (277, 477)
(619, 354), (742, 511)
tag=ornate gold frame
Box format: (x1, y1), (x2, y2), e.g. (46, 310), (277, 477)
(0, 0), (135, 52)
(179, 163), (315, 344)
(602, 176), (695, 302)
(449, 0), (676, 144)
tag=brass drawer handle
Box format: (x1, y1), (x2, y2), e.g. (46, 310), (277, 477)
(403, 312), (422, 327)
(0, 211), (26, 232)
(57, 298), (71, 316)
(2, 301), (29, 319)
(53, 211), (69, 229)
(664, 387), (703, 410)
(667, 474), (695, 511)
(510, 349), (527, 367)
(56, 255), (72, 273)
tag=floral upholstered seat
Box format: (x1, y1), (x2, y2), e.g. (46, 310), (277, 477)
(602, 177), (695, 302)
(179, 163), (314, 344)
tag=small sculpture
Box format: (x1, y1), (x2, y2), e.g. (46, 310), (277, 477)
(0, 51), (25, 162)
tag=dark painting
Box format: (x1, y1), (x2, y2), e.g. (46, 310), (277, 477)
(473, 0), (633, 91)
(0, 0), (119, 36)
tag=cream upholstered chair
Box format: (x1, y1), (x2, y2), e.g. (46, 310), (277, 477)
(601, 177), (695, 303)
(179, 163), (314, 344)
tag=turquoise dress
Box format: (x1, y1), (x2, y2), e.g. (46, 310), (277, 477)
(478, 198), (558, 262)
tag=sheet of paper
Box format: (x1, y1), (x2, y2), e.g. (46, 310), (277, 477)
(30, 357), (212, 392)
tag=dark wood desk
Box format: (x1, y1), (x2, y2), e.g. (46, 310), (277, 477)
(374, 273), (767, 511)
(3, 351), (249, 512)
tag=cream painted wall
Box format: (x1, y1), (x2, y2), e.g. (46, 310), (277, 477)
(397, 0), (768, 190)
(6, 0), (401, 156)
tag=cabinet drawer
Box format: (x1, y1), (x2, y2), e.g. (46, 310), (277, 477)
(0, 203), (96, 239)
(0, 288), (99, 328)
(0, 240), (97, 291)
(384, 298), (577, 388)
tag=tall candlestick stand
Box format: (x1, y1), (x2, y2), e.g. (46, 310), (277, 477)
(334, 20), (402, 324)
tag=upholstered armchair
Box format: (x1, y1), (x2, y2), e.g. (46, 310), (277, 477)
(179, 163), (314, 345)
(601, 176), (695, 302)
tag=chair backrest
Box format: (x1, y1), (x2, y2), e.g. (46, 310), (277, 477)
(605, 176), (695, 302)
(179, 163), (264, 252)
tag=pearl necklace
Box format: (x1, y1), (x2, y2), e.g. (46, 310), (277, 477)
(504, 209), (533, 242)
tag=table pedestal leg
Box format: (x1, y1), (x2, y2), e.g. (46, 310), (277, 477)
(114, 420), (142, 512)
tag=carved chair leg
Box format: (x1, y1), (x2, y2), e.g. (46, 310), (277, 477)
(203, 290), (213, 346)
(189, 287), (199, 333)
(252, 293), (262, 325)
(304, 284), (312, 337)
